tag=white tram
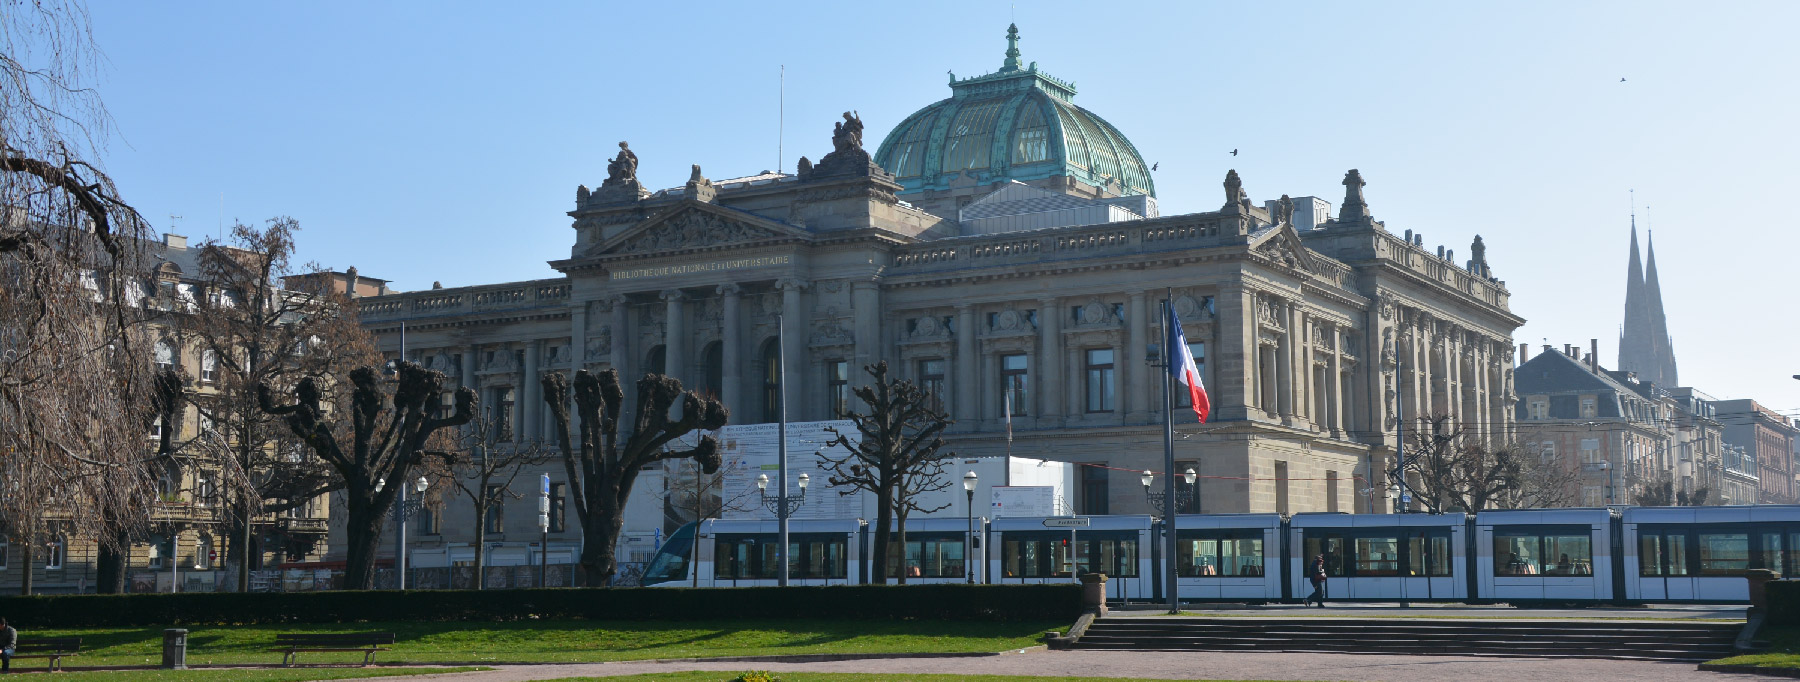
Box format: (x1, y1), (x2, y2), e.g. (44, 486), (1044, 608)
(1475, 508), (1615, 602)
(1171, 513), (1283, 601)
(987, 515), (1156, 601)
(1623, 505), (1800, 602)
(1287, 512), (1469, 601)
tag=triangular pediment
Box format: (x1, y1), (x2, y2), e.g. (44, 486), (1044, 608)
(592, 202), (810, 257)
(1248, 223), (1318, 273)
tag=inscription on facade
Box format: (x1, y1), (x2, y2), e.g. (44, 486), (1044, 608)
(610, 255), (792, 281)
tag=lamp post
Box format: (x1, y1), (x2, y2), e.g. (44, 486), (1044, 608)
(759, 472), (808, 583)
(538, 473), (550, 588)
(1141, 468), (1197, 516)
(377, 475), (430, 590)
(963, 471), (978, 584)
(1600, 460), (1614, 504)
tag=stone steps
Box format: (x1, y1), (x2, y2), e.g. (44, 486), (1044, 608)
(1069, 617), (1742, 661)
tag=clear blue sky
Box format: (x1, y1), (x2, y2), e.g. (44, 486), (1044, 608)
(88, 1), (1799, 411)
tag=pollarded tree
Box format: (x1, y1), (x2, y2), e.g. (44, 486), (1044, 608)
(542, 369), (726, 585)
(260, 361), (474, 589)
(821, 361), (954, 584)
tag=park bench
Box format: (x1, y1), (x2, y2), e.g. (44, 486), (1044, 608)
(9, 637), (83, 671)
(269, 632), (396, 666)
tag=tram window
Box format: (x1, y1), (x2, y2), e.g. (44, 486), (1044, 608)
(1698, 532), (1750, 575)
(1407, 533), (1454, 577)
(1004, 537), (1072, 578)
(1303, 535), (1348, 577)
(1757, 532), (1784, 575)
(1354, 537), (1401, 576)
(887, 536), (967, 578)
(1075, 537), (1139, 577)
(1493, 528), (1592, 576)
(714, 534), (847, 580)
(1639, 530), (1691, 576)
(641, 527), (694, 585)
(1176, 531), (1265, 577)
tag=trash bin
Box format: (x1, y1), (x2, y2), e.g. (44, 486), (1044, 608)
(161, 628), (188, 670)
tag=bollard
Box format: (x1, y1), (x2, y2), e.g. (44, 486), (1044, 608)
(1746, 569), (1777, 613)
(161, 628), (188, 670)
(1079, 573), (1109, 615)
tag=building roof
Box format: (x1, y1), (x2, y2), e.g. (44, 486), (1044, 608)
(872, 24), (1154, 199)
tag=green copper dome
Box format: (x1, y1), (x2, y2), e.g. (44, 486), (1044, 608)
(874, 25), (1155, 198)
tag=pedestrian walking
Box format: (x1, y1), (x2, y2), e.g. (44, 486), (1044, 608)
(1306, 554), (1327, 607)
(1, 616), (17, 673)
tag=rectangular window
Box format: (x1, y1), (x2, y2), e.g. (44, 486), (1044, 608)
(1698, 532), (1750, 575)
(1493, 526), (1594, 576)
(919, 359), (947, 413)
(46, 537), (64, 570)
(1085, 348), (1116, 413)
(1639, 529), (1690, 576)
(1580, 439), (1602, 464)
(484, 485), (505, 534)
(1527, 399), (1548, 420)
(550, 482), (567, 533)
(1001, 354), (1028, 416)
(713, 534), (848, 580)
(1175, 529), (1265, 577)
(494, 388), (516, 441)
(0, 541), (9, 570)
(1304, 529), (1454, 577)
(827, 360), (850, 418)
(417, 506), (438, 535)
(1081, 463), (1109, 515)
(1001, 531), (1138, 578)
(1581, 486), (1604, 507)
(886, 533), (968, 578)
(200, 350), (218, 383)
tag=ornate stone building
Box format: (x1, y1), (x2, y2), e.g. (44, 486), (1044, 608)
(356, 28), (1522, 526)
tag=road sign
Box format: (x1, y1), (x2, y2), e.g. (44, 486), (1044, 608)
(1042, 517), (1090, 528)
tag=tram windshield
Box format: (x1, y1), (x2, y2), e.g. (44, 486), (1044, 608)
(640, 523), (695, 586)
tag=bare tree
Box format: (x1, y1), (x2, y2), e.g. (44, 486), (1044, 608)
(542, 369), (725, 586)
(0, 0), (160, 562)
(420, 410), (549, 589)
(260, 361), (474, 589)
(820, 362), (954, 584)
(1400, 414), (1580, 512)
(665, 455), (758, 530)
(175, 217), (380, 591)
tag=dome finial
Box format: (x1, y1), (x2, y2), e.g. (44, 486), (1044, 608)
(1002, 23), (1022, 72)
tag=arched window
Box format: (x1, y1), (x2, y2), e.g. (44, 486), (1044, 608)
(646, 346), (667, 376)
(154, 340), (176, 372)
(761, 339), (782, 423)
(702, 342), (723, 399)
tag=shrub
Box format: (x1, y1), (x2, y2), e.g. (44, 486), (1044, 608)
(732, 672), (781, 682)
(0, 583), (1079, 628)
(1769, 579), (1800, 626)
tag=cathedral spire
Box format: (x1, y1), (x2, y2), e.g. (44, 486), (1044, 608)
(1619, 215), (1679, 388)
(1644, 231), (1678, 386)
(1620, 216), (1645, 371)
(1001, 23), (1023, 72)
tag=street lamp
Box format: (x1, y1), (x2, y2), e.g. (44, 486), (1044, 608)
(758, 472), (808, 518)
(1142, 468), (1198, 516)
(376, 475), (430, 590)
(1600, 460), (1614, 505)
(963, 470), (979, 584)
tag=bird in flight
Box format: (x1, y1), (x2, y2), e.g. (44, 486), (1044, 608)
(1230, 149), (1238, 156)
(1151, 162), (1159, 171)
(1620, 77), (1627, 82)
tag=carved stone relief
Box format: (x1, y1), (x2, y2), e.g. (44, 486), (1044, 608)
(618, 211), (777, 254)
(586, 327), (612, 360)
(903, 315), (952, 344)
(810, 318), (854, 347)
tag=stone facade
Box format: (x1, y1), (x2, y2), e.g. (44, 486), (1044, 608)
(1715, 399), (1799, 504)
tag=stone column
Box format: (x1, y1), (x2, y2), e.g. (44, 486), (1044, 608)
(1215, 285), (1255, 422)
(1276, 300), (1294, 422)
(1126, 291), (1149, 423)
(778, 279), (808, 420)
(718, 283), (742, 417)
(661, 289), (687, 385)
(852, 280), (881, 391)
(1037, 296), (1063, 426)
(462, 345), (479, 439)
(608, 295), (634, 433)
(523, 342), (542, 442)
(1330, 325), (1346, 436)
(956, 304), (978, 426)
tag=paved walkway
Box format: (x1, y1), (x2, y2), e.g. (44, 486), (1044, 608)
(388, 649), (1761, 681)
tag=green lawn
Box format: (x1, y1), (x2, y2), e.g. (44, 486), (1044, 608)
(23, 668), (486, 682)
(13, 619), (1059, 667)
(569, 674), (1312, 682)
(1709, 625), (1800, 669)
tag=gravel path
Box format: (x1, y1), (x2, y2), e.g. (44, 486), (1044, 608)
(383, 649), (1759, 681)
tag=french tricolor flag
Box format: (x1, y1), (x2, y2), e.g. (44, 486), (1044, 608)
(1168, 305), (1209, 423)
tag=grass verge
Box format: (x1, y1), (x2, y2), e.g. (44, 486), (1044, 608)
(1707, 625), (1800, 669)
(12, 619), (1059, 667)
(25, 667), (487, 682)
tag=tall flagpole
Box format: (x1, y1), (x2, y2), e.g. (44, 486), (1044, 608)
(777, 313), (790, 586)
(1160, 291), (1178, 614)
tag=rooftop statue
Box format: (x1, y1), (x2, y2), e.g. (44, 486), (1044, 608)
(1339, 168), (1370, 220)
(604, 141), (639, 187)
(832, 111), (864, 153)
(1277, 194), (1294, 225)
(1223, 169), (1247, 211)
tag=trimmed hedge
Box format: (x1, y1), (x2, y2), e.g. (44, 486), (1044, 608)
(1769, 579), (1800, 626)
(0, 584), (1079, 628)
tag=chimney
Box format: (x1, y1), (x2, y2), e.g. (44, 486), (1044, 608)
(163, 233), (188, 250)
(1518, 343), (1529, 362)
(1590, 338), (1600, 373)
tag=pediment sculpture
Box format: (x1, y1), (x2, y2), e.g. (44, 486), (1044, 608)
(618, 211), (778, 254)
(1075, 298), (1117, 326)
(1173, 295), (1211, 322)
(810, 318), (854, 347)
(904, 315), (952, 343)
(586, 328), (612, 361)
(992, 306), (1029, 334)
